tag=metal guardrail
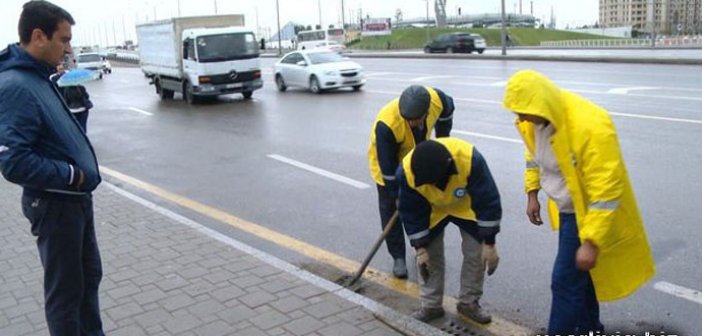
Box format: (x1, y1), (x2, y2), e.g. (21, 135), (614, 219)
(541, 37), (702, 47)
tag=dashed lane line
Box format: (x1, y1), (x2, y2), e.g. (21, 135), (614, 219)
(267, 154), (371, 189)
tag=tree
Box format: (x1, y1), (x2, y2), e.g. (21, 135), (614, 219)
(306, 25), (312, 31)
(315, 24), (321, 30)
(395, 9), (403, 22)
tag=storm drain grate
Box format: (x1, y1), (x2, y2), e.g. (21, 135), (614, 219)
(441, 319), (488, 336)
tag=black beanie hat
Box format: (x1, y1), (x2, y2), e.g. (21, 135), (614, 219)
(411, 140), (452, 186)
(399, 85), (430, 120)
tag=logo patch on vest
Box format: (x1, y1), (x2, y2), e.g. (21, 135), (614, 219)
(453, 188), (466, 198)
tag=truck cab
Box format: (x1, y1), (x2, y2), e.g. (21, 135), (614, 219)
(137, 15), (263, 104)
(180, 27), (262, 102)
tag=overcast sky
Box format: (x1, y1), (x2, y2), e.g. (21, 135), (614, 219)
(0, 0), (598, 47)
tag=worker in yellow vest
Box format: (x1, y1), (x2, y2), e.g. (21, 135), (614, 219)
(503, 69), (655, 334)
(368, 85), (454, 278)
(396, 138), (501, 323)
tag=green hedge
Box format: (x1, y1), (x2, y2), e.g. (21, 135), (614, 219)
(351, 27), (617, 49)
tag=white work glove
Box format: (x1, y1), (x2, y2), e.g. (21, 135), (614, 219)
(481, 244), (499, 276)
(416, 247), (430, 282)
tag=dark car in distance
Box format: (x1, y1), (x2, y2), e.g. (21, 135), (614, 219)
(423, 33), (487, 54)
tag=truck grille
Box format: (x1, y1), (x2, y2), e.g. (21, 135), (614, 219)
(209, 70), (259, 85)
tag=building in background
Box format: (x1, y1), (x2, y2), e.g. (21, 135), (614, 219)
(600, 0), (701, 34)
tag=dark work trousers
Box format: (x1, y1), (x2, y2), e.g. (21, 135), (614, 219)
(21, 193), (105, 336)
(73, 110), (89, 133)
(548, 213), (604, 334)
(376, 184), (405, 260)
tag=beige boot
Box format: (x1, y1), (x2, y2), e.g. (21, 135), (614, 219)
(457, 301), (492, 324)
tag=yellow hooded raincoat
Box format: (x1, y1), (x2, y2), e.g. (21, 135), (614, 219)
(503, 70), (655, 302)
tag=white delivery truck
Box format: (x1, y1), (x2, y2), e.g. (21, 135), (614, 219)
(136, 15), (262, 103)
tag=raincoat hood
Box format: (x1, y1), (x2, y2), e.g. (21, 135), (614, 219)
(503, 69), (565, 128)
(0, 43), (55, 78)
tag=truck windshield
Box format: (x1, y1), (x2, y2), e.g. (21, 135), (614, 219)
(196, 33), (258, 62)
(77, 54), (101, 63)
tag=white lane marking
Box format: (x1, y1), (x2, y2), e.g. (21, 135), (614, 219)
(104, 182), (448, 336)
(411, 75), (455, 82)
(364, 71), (394, 77)
(453, 130), (522, 144)
(654, 281), (702, 306)
(608, 86), (659, 94)
(609, 111), (702, 124)
(267, 154), (371, 189)
(364, 90), (702, 125)
(126, 107), (154, 116)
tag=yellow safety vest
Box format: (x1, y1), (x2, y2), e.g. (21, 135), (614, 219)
(401, 138), (476, 228)
(368, 86), (444, 185)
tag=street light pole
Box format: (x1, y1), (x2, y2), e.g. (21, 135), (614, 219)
(177, 0), (181, 17)
(424, 0), (430, 42)
(501, 0), (507, 55)
(276, 0), (282, 55)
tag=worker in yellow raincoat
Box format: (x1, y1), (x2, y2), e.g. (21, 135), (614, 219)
(503, 69), (655, 334)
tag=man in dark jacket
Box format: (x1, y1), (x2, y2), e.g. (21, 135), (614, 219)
(397, 138), (501, 324)
(368, 85), (454, 278)
(0, 1), (104, 335)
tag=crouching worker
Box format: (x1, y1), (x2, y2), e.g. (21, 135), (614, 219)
(397, 138), (501, 323)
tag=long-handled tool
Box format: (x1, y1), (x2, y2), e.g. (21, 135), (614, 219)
(337, 210), (399, 292)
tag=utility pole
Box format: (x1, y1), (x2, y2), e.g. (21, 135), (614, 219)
(649, 0), (656, 47)
(318, 0), (323, 28)
(501, 0), (507, 55)
(112, 19), (118, 46)
(177, 0), (181, 17)
(276, 0), (282, 55)
(425, 0), (430, 42)
(122, 15), (127, 44)
(214, 0), (218, 14)
(341, 0), (346, 28)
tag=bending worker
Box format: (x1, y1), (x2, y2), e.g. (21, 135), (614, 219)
(397, 138), (501, 323)
(368, 85), (454, 278)
(503, 69), (655, 334)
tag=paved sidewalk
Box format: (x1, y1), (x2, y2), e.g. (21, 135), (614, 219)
(0, 180), (446, 336)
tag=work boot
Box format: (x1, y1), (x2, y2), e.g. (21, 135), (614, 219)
(392, 258), (408, 279)
(457, 301), (492, 324)
(411, 307), (445, 322)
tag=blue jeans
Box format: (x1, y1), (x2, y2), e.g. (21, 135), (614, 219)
(548, 213), (604, 334)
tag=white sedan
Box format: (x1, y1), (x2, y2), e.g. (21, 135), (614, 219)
(274, 49), (365, 94)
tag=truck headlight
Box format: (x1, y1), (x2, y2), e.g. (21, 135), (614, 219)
(199, 84), (215, 92)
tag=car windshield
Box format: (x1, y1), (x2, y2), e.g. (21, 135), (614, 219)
(196, 33), (258, 62)
(77, 54), (101, 62)
(307, 52), (344, 64)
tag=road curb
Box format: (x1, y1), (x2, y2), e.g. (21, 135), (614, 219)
(260, 52), (702, 65)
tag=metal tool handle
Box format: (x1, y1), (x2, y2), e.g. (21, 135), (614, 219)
(347, 210), (400, 287)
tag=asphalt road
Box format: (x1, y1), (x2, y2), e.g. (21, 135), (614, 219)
(83, 58), (702, 334)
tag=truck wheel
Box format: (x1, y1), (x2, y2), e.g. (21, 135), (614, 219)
(309, 76), (322, 94)
(184, 82), (197, 104)
(242, 91), (253, 99)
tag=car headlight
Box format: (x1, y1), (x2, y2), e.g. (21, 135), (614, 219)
(324, 70), (338, 76)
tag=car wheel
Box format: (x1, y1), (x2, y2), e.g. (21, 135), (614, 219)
(423, 47), (431, 54)
(275, 74), (287, 92)
(184, 82), (197, 104)
(447, 47), (454, 54)
(242, 91), (253, 99)
(478, 49), (485, 54)
(98, 72), (103, 80)
(352, 85), (363, 92)
(309, 76), (322, 94)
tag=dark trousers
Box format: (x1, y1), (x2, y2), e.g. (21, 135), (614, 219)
(376, 184), (405, 260)
(21, 194), (105, 336)
(548, 213), (604, 334)
(73, 111), (89, 133)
